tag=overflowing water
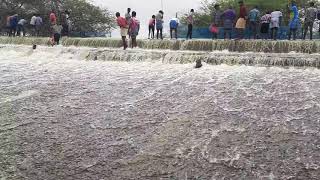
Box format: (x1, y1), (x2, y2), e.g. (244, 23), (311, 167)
(0, 45), (320, 179)
(1, 36), (320, 54)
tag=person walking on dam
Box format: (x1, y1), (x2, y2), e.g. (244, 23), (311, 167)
(116, 12), (128, 50)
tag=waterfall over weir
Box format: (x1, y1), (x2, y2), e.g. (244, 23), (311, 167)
(1, 45), (319, 69)
(0, 36), (320, 54)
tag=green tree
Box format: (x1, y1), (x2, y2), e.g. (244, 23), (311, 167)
(0, 0), (115, 35)
(179, 0), (316, 27)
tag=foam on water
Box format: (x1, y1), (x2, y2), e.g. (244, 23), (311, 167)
(0, 44), (319, 179)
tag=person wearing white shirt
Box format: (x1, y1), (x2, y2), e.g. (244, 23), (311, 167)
(270, 10), (282, 40)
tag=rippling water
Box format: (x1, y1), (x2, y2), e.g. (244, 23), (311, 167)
(0, 45), (320, 179)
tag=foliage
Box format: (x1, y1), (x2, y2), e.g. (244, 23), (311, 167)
(0, 0), (115, 34)
(180, 0), (319, 27)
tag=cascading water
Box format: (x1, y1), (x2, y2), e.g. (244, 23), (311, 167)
(0, 43), (319, 179)
(0, 36), (320, 53)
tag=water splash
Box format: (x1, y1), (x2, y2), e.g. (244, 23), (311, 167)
(0, 37), (319, 54)
(1, 45), (319, 69)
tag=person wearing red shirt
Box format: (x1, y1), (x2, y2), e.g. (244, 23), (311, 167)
(116, 12), (128, 50)
(235, 1), (247, 39)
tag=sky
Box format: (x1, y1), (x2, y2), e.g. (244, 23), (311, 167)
(92, 0), (202, 37)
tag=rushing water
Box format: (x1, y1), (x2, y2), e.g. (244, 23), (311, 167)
(0, 45), (320, 179)
(1, 36), (320, 54)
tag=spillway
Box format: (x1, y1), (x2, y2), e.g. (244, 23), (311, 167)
(0, 41), (319, 179)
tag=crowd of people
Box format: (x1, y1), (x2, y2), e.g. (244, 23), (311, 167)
(213, 1), (320, 40)
(3, 10), (71, 45)
(116, 1), (320, 50)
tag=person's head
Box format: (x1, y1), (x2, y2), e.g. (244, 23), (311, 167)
(51, 9), (55, 13)
(191, 9), (194, 13)
(214, 4), (220, 10)
(238, 0), (244, 6)
(116, 12), (120, 17)
(65, 10), (70, 15)
(266, 11), (271, 14)
(291, 1), (296, 6)
(152, 15), (155, 19)
(310, 2), (315, 7)
(159, 10), (164, 14)
(228, 6), (233, 10)
(127, 8), (131, 13)
(254, 5), (258, 9)
(132, 11), (136, 17)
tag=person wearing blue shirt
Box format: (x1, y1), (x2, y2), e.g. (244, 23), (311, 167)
(288, 2), (300, 40)
(9, 14), (18, 37)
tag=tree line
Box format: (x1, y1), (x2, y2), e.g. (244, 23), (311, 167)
(0, 0), (115, 35)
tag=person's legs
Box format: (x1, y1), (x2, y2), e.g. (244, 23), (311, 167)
(17, 25), (21, 36)
(152, 26), (155, 39)
(293, 29), (297, 40)
(160, 28), (163, 39)
(122, 36), (127, 49)
(288, 29), (292, 40)
(274, 28), (278, 40)
(175, 28), (178, 39)
(190, 24), (193, 39)
(148, 26), (151, 39)
(303, 23), (308, 40)
(253, 22), (258, 39)
(22, 26), (25, 36)
(170, 28), (173, 39)
(156, 29), (159, 39)
(310, 23), (314, 40)
(187, 24), (192, 39)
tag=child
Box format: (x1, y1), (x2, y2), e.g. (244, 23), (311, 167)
(148, 15), (155, 39)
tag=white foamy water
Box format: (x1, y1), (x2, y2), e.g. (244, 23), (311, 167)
(0, 45), (320, 179)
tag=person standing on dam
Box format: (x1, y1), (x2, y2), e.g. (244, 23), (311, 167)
(260, 11), (272, 40)
(221, 6), (236, 39)
(51, 24), (63, 45)
(148, 15), (156, 39)
(248, 6), (260, 39)
(270, 9), (282, 40)
(186, 9), (195, 40)
(34, 14), (43, 37)
(169, 17), (179, 39)
(288, 2), (300, 40)
(125, 8), (132, 38)
(17, 18), (27, 36)
(116, 12), (128, 50)
(156, 10), (164, 40)
(9, 14), (18, 37)
(30, 14), (37, 36)
(235, 1), (247, 40)
(211, 4), (222, 39)
(303, 2), (317, 40)
(129, 11), (140, 48)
